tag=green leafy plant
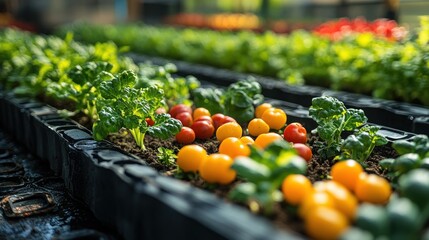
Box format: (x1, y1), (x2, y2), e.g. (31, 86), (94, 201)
(380, 135), (429, 179)
(136, 62), (200, 107)
(92, 70), (182, 150)
(337, 125), (388, 165)
(157, 147), (177, 167)
(229, 141), (307, 215)
(47, 61), (114, 120)
(309, 96), (368, 159)
(192, 78), (264, 124)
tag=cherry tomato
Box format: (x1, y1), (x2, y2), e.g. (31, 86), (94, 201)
(191, 120), (215, 139)
(169, 104), (192, 118)
(240, 136), (255, 145)
(175, 112), (193, 127)
(193, 107), (211, 120)
(330, 160), (364, 192)
(254, 133), (283, 149)
(177, 145), (207, 172)
(255, 103), (272, 118)
(199, 153), (236, 184)
(261, 108), (287, 130)
(145, 118), (155, 126)
(247, 118), (270, 137)
(211, 113), (226, 129)
(194, 115), (213, 124)
(219, 137), (250, 158)
(175, 127), (195, 144)
(216, 122), (242, 142)
(313, 181), (358, 220)
(293, 143), (312, 162)
(355, 173), (391, 204)
(221, 116), (236, 125)
(283, 122), (307, 143)
(305, 206), (349, 240)
(282, 174), (313, 205)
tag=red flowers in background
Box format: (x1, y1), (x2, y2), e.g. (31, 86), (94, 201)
(313, 18), (407, 41)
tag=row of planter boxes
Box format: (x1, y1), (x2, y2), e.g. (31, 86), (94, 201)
(128, 53), (429, 135)
(0, 90), (306, 240)
(0, 86), (419, 240)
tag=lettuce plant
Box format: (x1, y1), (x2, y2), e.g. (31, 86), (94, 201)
(92, 70), (182, 150)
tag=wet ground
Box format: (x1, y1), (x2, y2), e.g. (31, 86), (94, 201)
(0, 129), (120, 240)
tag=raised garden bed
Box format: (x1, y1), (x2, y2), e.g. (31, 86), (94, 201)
(2, 28), (429, 240)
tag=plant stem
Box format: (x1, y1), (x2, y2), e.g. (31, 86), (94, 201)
(129, 128), (146, 150)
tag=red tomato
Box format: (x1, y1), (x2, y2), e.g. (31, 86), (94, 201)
(220, 116), (236, 125)
(194, 116), (213, 124)
(175, 112), (193, 127)
(176, 127), (195, 144)
(145, 118), (155, 126)
(169, 104), (192, 118)
(293, 143), (312, 162)
(191, 121), (215, 139)
(284, 122), (307, 143)
(211, 113), (226, 129)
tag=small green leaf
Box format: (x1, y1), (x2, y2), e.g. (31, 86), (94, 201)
(232, 156), (271, 182)
(228, 182), (257, 202)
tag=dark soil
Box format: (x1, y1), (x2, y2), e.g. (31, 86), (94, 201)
(105, 128), (399, 236)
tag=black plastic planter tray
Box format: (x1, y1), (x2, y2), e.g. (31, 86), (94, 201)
(0, 85), (420, 240)
(1, 89), (418, 240)
(0, 92), (306, 239)
(127, 53), (429, 135)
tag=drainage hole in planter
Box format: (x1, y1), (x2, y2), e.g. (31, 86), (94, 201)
(1, 192), (56, 218)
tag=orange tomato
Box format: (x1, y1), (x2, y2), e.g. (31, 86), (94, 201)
(177, 145), (207, 173)
(355, 173), (391, 204)
(247, 118), (270, 137)
(255, 103), (272, 118)
(314, 181), (358, 220)
(282, 174), (313, 205)
(261, 108), (287, 130)
(193, 107), (211, 120)
(199, 153), (236, 184)
(240, 136), (255, 145)
(330, 160), (364, 192)
(254, 133), (283, 149)
(216, 122), (242, 142)
(305, 206), (349, 240)
(299, 191), (335, 218)
(219, 137), (250, 158)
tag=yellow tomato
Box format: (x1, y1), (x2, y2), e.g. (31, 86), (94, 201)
(330, 160), (364, 192)
(199, 153), (236, 184)
(219, 137), (250, 158)
(247, 118), (270, 137)
(176, 145), (207, 172)
(216, 122), (242, 142)
(282, 174), (313, 205)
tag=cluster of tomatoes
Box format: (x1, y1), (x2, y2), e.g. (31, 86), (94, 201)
(171, 102), (313, 184)
(313, 18), (407, 41)
(282, 160), (391, 239)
